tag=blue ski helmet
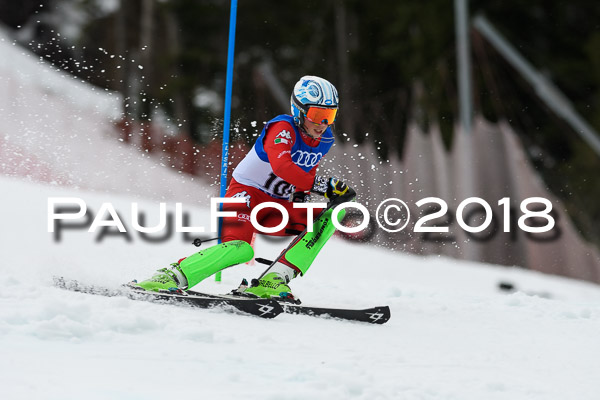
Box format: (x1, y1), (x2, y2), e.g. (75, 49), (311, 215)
(290, 76), (339, 127)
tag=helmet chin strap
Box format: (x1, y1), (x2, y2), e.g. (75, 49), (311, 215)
(301, 125), (318, 140)
(298, 117), (317, 140)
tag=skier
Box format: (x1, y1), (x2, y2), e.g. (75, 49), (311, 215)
(134, 76), (356, 301)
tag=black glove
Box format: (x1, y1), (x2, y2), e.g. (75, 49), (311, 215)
(325, 178), (355, 204)
(312, 176), (356, 205)
(292, 191), (311, 203)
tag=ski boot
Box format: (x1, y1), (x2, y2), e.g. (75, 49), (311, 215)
(243, 261), (301, 303)
(244, 273), (299, 303)
(132, 263), (188, 292)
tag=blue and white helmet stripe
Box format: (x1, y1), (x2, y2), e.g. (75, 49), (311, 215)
(291, 76), (338, 126)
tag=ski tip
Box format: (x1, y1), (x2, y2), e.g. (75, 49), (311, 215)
(279, 303), (391, 324)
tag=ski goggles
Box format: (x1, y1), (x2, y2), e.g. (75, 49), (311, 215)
(304, 106), (338, 125)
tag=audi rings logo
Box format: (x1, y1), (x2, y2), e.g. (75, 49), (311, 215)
(292, 150), (323, 168)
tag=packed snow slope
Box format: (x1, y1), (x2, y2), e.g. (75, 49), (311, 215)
(1, 176), (600, 400)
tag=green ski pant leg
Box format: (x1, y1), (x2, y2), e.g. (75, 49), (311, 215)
(179, 240), (254, 288)
(284, 208), (346, 275)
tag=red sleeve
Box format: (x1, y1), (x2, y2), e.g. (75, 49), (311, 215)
(262, 121), (317, 192)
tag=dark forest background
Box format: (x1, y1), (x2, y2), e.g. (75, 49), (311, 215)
(1, 0), (599, 246)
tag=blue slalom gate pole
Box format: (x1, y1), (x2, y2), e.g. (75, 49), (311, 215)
(216, 0), (238, 282)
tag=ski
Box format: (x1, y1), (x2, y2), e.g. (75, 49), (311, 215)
(53, 277), (282, 319)
(186, 289), (391, 324)
(279, 303), (391, 324)
(53, 277), (390, 323)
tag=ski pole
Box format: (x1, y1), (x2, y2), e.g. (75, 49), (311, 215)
(192, 237), (221, 247)
(256, 201), (337, 279)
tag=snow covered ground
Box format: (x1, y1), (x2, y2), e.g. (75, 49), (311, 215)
(1, 176), (600, 400)
(2, 23), (600, 400)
